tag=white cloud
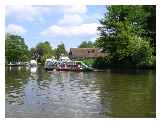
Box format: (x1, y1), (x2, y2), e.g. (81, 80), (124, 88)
(58, 14), (83, 25)
(6, 6), (87, 20)
(41, 22), (99, 38)
(62, 5), (87, 14)
(6, 6), (51, 22)
(6, 24), (27, 34)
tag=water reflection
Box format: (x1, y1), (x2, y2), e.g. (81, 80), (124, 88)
(6, 66), (156, 118)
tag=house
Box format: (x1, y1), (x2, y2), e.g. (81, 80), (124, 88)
(69, 48), (108, 60)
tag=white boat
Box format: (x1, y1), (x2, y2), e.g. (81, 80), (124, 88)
(56, 60), (93, 71)
(30, 60), (37, 67)
(44, 58), (58, 70)
(59, 56), (71, 63)
(44, 56), (93, 71)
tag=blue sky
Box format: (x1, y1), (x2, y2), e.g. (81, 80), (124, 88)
(6, 5), (106, 50)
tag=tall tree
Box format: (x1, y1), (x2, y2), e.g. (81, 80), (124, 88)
(55, 43), (68, 59)
(143, 5), (156, 53)
(31, 41), (55, 63)
(96, 5), (155, 66)
(5, 33), (30, 63)
(78, 41), (94, 48)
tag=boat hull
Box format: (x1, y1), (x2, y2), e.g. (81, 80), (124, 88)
(56, 68), (93, 72)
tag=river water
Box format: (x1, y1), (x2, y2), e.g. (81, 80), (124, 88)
(5, 66), (156, 118)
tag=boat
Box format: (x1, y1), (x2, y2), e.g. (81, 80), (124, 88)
(56, 61), (93, 71)
(44, 56), (93, 72)
(44, 58), (57, 71)
(59, 56), (71, 63)
(7, 62), (27, 66)
(30, 60), (37, 67)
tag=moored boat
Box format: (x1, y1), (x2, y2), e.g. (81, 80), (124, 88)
(44, 56), (93, 72)
(30, 60), (37, 67)
(56, 61), (93, 71)
(44, 58), (57, 71)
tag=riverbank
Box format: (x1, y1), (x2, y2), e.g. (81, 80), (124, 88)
(81, 58), (156, 70)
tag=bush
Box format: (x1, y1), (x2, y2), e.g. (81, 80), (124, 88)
(127, 36), (153, 66)
(111, 35), (154, 67)
(93, 57), (111, 69)
(81, 59), (95, 67)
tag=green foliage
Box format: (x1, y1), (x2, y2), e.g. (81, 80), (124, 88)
(30, 41), (55, 64)
(5, 33), (30, 63)
(95, 5), (155, 68)
(143, 6), (156, 54)
(114, 35), (153, 66)
(30, 42), (68, 63)
(81, 59), (95, 67)
(36, 41), (54, 58)
(78, 41), (95, 48)
(55, 43), (68, 59)
(92, 57), (110, 69)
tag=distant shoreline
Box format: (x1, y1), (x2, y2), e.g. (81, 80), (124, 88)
(5, 64), (155, 71)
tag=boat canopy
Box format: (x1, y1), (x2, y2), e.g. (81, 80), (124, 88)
(59, 56), (71, 62)
(30, 60), (37, 64)
(46, 59), (52, 62)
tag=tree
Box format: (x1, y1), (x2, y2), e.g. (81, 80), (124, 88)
(30, 47), (36, 59)
(78, 41), (95, 48)
(30, 41), (55, 63)
(55, 43), (68, 59)
(96, 5), (155, 67)
(143, 6), (156, 54)
(5, 33), (30, 64)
